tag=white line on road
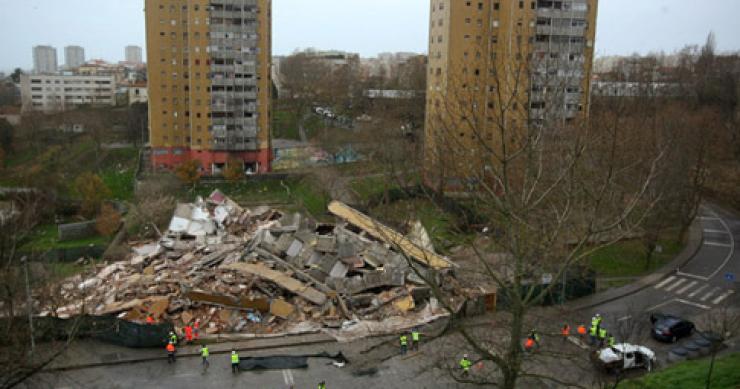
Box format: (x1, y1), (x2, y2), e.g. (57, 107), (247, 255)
(704, 241), (732, 248)
(703, 229), (728, 234)
(676, 271), (709, 281)
(687, 284), (709, 298)
(705, 216), (735, 279)
(654, 276), (676, 289)
(645, 299), (676, 312)
(664, 278), (687, 292)
(712, 290), (735, 305)
(699, 216), (720, 220)
(675, 298), (711, 310)
(700, 287), (721, 302)
(676, 280), (698, 295)
(617, 315), (632, 322)
(282, 369), (295, 386)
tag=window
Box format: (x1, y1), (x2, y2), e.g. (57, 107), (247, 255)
(491, 36), (498, 43)
(465, 1), (471, 6)
(519, 1), (524, 9)
(465, 18), (471, 24)
(531, 1), (536, 10)
(494, 3), (500, 10)
(478, 2), (483, 10)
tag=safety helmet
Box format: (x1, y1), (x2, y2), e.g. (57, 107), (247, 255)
(596, 313), (601, 317)
(232, 350), (236, 354)
(463, 353), (469, 358)
(169, 331), (174, 335)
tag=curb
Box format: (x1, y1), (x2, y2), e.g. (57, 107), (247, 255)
(568, 216), (704, 311)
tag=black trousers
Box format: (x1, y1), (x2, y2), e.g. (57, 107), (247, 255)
(232, 362), (239, 373)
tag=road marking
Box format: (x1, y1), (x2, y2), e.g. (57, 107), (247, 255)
(680, 214), (735, 280)
(712, 290), (735, 305)
(700, 287), (721, 302)
(654, 276), (676, 289)
(617, 315), (632, 322)
(645, 299), (676, 312)
(704, 241), (732, 248)
(687, 284), (709, 298)
(282, 369), (295, 386)
(676, 271), (709, 281)
(676, 280), (698, 295)
(699, 216), (720, 220)
(703, 229), (728, 234)
(664, 278), (687, 292)
(675, 298), (711, 310)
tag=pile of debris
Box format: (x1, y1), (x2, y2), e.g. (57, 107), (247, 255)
(50, 191), (480, 340)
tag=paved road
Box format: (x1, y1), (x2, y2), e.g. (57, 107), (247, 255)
(580, 204), (739, 361)
(31, 342), (464, 389)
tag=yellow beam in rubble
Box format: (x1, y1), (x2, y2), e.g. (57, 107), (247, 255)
(328, 201), (453, 270)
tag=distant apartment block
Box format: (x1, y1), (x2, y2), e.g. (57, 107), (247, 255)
(125, 45), (143, 64)
(33, 45), (58, 74)
(145, 0), (273, 174)
(20, 73), (115, 112)
(64, 45), (86, 69)
(424, 0), (598, 190)
(128, 83), (148, 105)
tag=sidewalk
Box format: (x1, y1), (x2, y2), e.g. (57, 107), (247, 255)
(568, 217), (703, 311)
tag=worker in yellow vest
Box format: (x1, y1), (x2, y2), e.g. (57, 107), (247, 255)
(231, 350), (240, 374)
(399, 334), (408, 355)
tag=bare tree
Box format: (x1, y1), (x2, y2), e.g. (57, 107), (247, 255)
(369, 36), (670, 387)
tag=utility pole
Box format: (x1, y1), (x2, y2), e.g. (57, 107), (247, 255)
(21, 256), (35, 353)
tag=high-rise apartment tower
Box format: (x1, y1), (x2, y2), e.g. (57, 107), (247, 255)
(424, 0), (598, 190)
(145, 0), (272, 174)
(125, 45), (144, 64)
(64, 45), (86, 68)
(33, 45), (58, 74)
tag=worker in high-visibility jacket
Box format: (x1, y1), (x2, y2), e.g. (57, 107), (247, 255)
(411, 328), (421, 351)
(166, 342), (176, 363)
(577, 324), (587, 338)
(598, 327), (608, 348)
(399, 334), (408, 354)
(318, 381), (327, 389)
(607, 333), (616, 348)
(561, 324), (570, 342)
(524, 337), (535, 352)
(588, 323), (598, 346)
(169, 331), (178, 345)
(231, 350), (240, 374)
(459, 354), (472, 377)
(200, 344), (210, 369)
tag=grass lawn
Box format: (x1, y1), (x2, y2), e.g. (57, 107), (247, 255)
(192, 176), (331, 220)
(22, 224), (110, 252)
(273, 109), (300, 140)
(367, 198), (470, 253)
(588, 232), (683, 278)
(46, 261), (90, 280)
(619, 352), (740, 389)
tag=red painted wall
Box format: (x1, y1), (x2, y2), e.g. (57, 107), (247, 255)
(151, 147), (272, 174)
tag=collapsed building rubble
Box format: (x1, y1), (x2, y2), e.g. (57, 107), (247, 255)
(48, 191), (492, 342)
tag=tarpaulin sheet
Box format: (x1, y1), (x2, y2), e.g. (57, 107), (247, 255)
(238, 352), (346, 371)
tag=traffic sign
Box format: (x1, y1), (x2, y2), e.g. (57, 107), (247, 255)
(725, 273), (735, 282)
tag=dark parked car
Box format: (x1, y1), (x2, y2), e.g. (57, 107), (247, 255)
(650, 313), (695, 342)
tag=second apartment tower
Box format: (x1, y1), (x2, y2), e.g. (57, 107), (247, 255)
(145, 0), (272, 174)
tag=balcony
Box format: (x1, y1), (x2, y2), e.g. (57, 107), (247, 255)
(536, 25), (586, 36)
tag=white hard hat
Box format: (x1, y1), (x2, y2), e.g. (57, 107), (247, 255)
(596, 313), (601, 317)
(463, 353), (469, 358)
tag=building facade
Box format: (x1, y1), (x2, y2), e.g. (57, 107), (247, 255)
(145, 0), (272, 174)
(64, 45), (86, 69)
(424, 0), (598, 190)
(20, 73), (116, 112)
(125, 45), (144, 64)
(33, 45), (58, 74)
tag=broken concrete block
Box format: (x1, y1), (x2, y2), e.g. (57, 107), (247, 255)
(223, 262), (327, 305)
(270, 299), (295, 319)
(329, 261), (349, 278)
(286, 239), (303, 258)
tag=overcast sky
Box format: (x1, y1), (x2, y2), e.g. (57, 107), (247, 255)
(1, 0), (739, 73)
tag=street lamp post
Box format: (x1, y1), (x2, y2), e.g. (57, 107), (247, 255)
(20, 256), (35, 353)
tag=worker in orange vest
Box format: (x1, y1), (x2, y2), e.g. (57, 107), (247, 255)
(561, 324), (570, 342)
(166, 342), (176, 363)
(146, 314), (154, 325)
(577, 324), (587, 338)
(524, 337), (535, 352)
(184, 323), (193, 343)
